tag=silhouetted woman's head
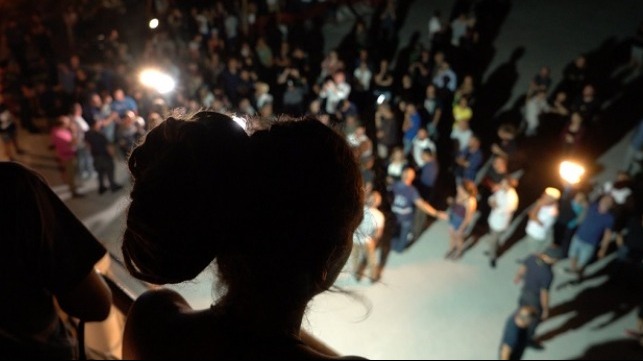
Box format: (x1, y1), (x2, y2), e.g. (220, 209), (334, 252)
(217, 118), (364, 305)
(122, 111), (250, 285)
(123, 113), (363, 308)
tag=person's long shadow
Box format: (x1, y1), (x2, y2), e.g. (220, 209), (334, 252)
(568, 339), (643, 360)
(472, 47), (525, 135)
(586, 75), (643, 159)
(496, 217), (528, 259)
(469, 0), (513, 81)
(538, 261), (643, 342)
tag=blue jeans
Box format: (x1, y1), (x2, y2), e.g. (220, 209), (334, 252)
(392, 219), (413, 253)
(403, 138), (413, 156)
(569, 236), (596, 268)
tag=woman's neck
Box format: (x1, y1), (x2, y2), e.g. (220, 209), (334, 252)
(214, 293), (307, 339)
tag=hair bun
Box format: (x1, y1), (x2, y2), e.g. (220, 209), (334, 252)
(122, 112), (250, 285)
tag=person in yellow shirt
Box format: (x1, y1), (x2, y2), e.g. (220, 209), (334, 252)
(453, 97), (473, 127)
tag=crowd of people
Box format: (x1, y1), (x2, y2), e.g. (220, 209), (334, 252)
(0, 0), (642, 359)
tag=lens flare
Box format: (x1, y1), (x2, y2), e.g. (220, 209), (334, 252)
(559, 161), (585, 185)
(139, 69), (176, 94)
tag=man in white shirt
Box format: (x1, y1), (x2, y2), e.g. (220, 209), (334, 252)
(487, 177), (519, 268)
(352, 192), (385, 282)
(412, 128), (437, 168)
(451, 118), (473, 153)
(427, 10), (442, 43)
(320, 71), (351, 114)
(353, 61), (373, 92)
(524, 188), (560, 254)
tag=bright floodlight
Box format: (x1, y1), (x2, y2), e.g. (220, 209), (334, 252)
(149, 18), (159, 30)
(140, 69), (176, 94)
(560, 161), (585, 185)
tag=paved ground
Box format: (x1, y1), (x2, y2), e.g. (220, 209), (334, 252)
(4, 1), (643, 359)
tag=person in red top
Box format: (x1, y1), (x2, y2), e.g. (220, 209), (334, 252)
(51, 115), (83, 198)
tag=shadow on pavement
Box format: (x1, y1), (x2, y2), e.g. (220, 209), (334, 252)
(568, 339), (643, 360)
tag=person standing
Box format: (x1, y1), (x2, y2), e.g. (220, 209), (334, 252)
(391, 167), (445, 253)
(402, 103), (421, 156)
(417, 149), (439, 202)
(487, 177), (519, 268)
(499, 306), (538, 360)
(71, 103), (93, 180)
(375, 102), (398, 159)
(455, 136), (483, 182)
(523, 188), (560, 254)
(446, 181), (478, 260)
(352, 192), (385, 282)
(51, 116), (83, 198)
(85, 121), (123, 195)
(553, 191), (588, 255)
(514, 247), (564, 350)
(567, 195), (615, 281)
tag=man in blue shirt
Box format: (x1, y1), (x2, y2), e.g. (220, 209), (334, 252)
(500, 306), (538, 360)
(568, 195), (615, 280)
(111, 89), (138, 118)
(455, 135), (483, 182)
(514, 247), (563, 349)
(402, 104), (421, 155)
(391, 167), (445, 253)
(418, 149), (439, 202)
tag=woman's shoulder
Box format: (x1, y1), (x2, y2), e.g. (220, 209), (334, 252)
(123, 289), (199, 358)
(130, 288), (191, 316)
(0, 162), (40, 179)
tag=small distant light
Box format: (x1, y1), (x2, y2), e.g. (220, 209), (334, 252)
(377, 94), (386, 105)
(149, 18), (159, 30)
(559, 161), (585, 185)
(139, 69), (176, 94)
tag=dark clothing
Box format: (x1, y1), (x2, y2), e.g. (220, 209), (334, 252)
(554, 194), (583, 252)
(561, 124), (585, 155)
(456, 148), (484, 181)
(532, 74), (552, 92)
(576, 205), (615, 247)
(572, 96), (600, 121)
(624, 216), (643, 252)
(500, 315), (529, 360)
(519, 255), (553, 343)
(562, 63), (586, 94)
(85, 130), (111, 158)
(520, 255), (553, 310)
(420, 161), (438, 188)
(619, 216), (643, 263)
(391, 182), (421, 223)
(378, 116), (399, 148)
(0, 163), (106, 359)
(85, 130), (118, 191)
